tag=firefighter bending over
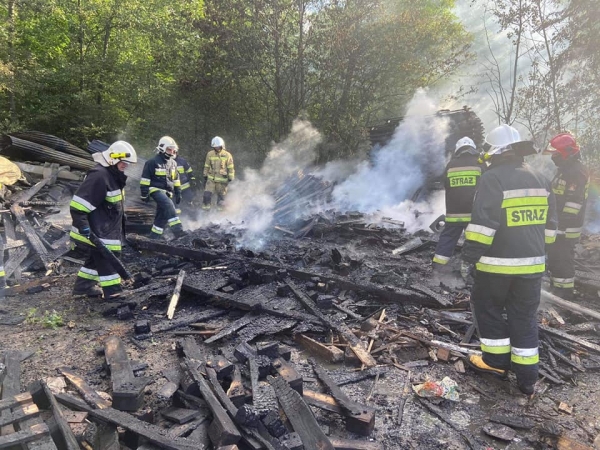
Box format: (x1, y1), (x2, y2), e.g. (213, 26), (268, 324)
(461, 125), (557, 396)
(432, 137), (482, 272)
(544, 133), (589, 299)
(202, 136), (235, 211)
(70, 142), (137, 299)
(140, 136), (187, 239)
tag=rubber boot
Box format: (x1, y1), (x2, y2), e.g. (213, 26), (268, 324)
(466, 354), (507, 378)
(72, 278), (103, 298)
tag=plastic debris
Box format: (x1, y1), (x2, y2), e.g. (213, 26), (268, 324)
(412, 376), (460, 401)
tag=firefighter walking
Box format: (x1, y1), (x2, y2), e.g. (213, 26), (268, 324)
(202, 136), (235, 211)
(70, 141), (137, 299)
(462, 125), (557, 396)
(432, 137), (482, 271)
(141, 136), (187, 239)
(544, 133), (589, 299)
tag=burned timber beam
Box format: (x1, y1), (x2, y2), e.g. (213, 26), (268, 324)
(128, 236), (442, 307)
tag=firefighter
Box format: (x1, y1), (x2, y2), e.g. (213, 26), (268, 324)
(70, 141), (137, 299)
(544, 133), (589, 299)
(432, 137), (482, 271)
(140, 136), (187, 239)
(174, 147), (197, 209)
(462, 124), (557, 396)
(202, 136), (235, 211)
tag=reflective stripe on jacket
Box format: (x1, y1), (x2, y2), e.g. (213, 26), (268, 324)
(444, 153), (483, 224)
(203, 149), (234, 183)
(70, 165), (126, 251)
(551, 158), (589, 239)
(175, 154), (195, 190)
(462, 155), (557, 276)
(140, 153), (181, 198)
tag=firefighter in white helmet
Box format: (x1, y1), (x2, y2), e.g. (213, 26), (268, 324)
(140, 136), (187, 239)
(461, 124), (557, 396)
(202, 136), (235, 211)
(432, 136), (483, 272)
(70, 141), (137, 299)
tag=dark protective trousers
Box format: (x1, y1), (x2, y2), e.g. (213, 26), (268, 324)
(150, 191), (183, 236)
(471, 272), (541, 388)
(73, 248), (122, 297)
(432, 224), (467, 266)
(547, 234), (576, 294)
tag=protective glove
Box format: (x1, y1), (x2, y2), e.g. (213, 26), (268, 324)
(166, 191), (173, 199)
(80, 226), (91, 238)
(175, 191), (182, 205)
(141, 196), (149, 203)
(204, 175), (208, 183)
(460, 261), (476, 285)
(190, 177), (197, 189)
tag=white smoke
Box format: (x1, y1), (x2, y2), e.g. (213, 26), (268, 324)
(186, 119), (322, 249)
(324, 89), (449, 228)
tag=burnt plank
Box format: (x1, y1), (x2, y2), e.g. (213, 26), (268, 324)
(167, 270), (186, 319)
(271, 358), (303, 395)
(40, 380), (80, 450)
(4, 245), (30, 279)
(55, 393), (201, 450)
(204, 314), (254, 344)
(0, 423), (50, 449)
(226, 366), (246, 407)
(183, 358), (241, 447)
(410, 283), (451, 307)
(162, 407), (203, 424)
(59, 366), (112, 409)
(329, 438), (384, 450)
(128, 235), (222, 261)
(310, 360), (375, 436)
(0, 403), (40, 427)
(540, 325), (600, 354)
(268, 375), (334, 450)
(104, 336), (149, 411)
(1, 351), (23, 436)
(286, 280), (376, 367)
(0, 392), (32, 413)
(295, 334), (344, 363)
(154, 308), (228, 333)
(11, 205), (53, 270)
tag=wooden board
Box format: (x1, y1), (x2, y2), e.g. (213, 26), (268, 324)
(40, 380), (80, 450)
(58, 367), (112, 409)
(104, 336), (148, 411)
(295, 334), (345, 363)
(55, 394), (202, 450)
(310, 361), (375, 436)
(268, 375), (334, 450)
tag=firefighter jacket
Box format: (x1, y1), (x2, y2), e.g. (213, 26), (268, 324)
(70, 165), (126, 251)
(462, 154), (558, 276)
(175, 154), (195, 191)
(203, 149), (234, 183)
(444, 153), (483, 224)
(551, 157), (589, 240)
(140, 153), (181, 199)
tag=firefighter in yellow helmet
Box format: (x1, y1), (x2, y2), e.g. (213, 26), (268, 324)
(202, 136), (235, 211)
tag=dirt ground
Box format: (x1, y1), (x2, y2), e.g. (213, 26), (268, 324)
(1, 240), (600, 450)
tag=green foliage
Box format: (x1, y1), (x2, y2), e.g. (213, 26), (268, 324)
(0, 0), (470, 163)
(24, 307), (64, 329)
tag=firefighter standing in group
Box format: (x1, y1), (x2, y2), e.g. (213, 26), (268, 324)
(202, 136), (235, 211)
(174, 147), (197, 209)
(70, 141), (137, 299)
(544, 133), (589, 300)
(432, 137), (482, 271)
(140, 136), (187, 239)
(461, 125), (557, 396)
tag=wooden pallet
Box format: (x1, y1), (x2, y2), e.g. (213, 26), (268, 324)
(0, 392), (53, 449)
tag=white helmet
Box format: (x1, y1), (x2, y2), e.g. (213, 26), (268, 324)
(484, 125), (522, 156)
(211, 136), (225, 149)
(156, 136), (178, 158)
(454, 136), (477, 155)
(93, 141), (137, 167)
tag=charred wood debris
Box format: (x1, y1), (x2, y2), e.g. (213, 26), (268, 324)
(1, 132), (600, 449)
